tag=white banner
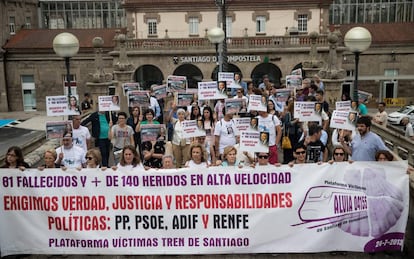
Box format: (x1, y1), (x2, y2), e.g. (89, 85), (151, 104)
(0, 161), (409, 256)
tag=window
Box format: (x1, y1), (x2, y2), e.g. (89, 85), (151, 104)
(298, 14), (308, 33)
(256, 16), (266, 33)
(189, 17), (199, 35)
(384, 69), (399, 77)
(226, 16), (232, 37)
(25, 17), (31, 29)
(9, 16), (16, 34)
(148, 18), (157, 36)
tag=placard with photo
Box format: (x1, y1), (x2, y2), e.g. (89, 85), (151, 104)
(198, 81), (226, 100)
(177, 93), (194, 107)
(128, 91), (150, 108)
(46, 96), (69, 117)
(225, 98), (247, 114)
(98, 95), (121, 111)
(122, 82), (140, 96)
(233, 117), (251, 133)
(335, 100), (351, 112)
(182, 120), (206, 138)
(286, 75), (302, 89)
(140, 124), (166, 142)
(218, 72), (236, 88)
(330, 110), (358, 131)
(248, 94), (267, 112)
(152, 84), (167, 100)
(167, 75), (187, 93)
(240, 131), (268, 153)
(45, 121), (73, 139)
(275, 88), (292, 103)
(296, 101), (322, 122)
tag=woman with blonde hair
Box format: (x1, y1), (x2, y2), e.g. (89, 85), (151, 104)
(39, 149), (59, 169)
(216, 146), (242, 167)
(85, 148), (102, 168)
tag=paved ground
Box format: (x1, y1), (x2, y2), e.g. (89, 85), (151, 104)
(0, 111), (57, 166)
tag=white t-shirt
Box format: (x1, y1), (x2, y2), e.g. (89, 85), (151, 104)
(186, 160), (208, 168)
(214, 118), (237, 154)
(55, 145), (86, 168)
(116, 163), (144, 170)
(72, 125), (91, 152)
(257, 114), (281, 146)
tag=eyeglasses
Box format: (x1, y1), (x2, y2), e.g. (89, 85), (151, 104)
(334, 153), (345, 156)
(85, 156), (94, 160)
(258, 155), (268, 159)
(295, 151), (306, 155)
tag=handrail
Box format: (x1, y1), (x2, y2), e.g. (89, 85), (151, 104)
(371, 123), (414, 166)
(122, 35), (329, 50)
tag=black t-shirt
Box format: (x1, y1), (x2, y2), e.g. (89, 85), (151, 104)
(299, 140), (325, 163)
(81, 100), (92, 111)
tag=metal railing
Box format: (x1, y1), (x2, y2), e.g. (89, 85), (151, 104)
(371, 123), (414, 166)
(123, 34), (329, 50)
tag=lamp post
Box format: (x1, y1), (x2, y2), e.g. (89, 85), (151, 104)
(207, 27), (225, 75)
(215, 0), (227, 72)
(53, 32), (80, 98)
(344, 27), (372, 103)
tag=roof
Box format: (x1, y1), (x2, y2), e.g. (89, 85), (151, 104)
(123, 0), (332, 11)
(3, 28), (126, 51)
(332, 23), (414, 46)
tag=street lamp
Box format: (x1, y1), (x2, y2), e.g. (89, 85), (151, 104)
(53, 32), (80, 98)
(207, 27), (225, 74)
(344, 27), (372, 103)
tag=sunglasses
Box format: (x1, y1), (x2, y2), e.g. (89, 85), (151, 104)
(85, 156), (94, 160)
(295, 151), (306, 155)
(334, 153), (345, 156)
(258, 155), (268, 159)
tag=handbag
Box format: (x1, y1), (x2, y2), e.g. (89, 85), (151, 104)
(281, 128), (292, 149)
